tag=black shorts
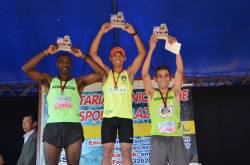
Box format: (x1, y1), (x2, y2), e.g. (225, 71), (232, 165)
(43, 122), (84, 148)
(101, 117), (133, 144)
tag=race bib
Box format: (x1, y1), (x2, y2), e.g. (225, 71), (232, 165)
(54, 95), (72, 110)
(158, 121), (176, 134)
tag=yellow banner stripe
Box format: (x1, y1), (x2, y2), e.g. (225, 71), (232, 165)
(182, 120), (196, 134)
(83, 125), (101, 138)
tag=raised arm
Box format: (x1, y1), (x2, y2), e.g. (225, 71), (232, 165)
(71, 47), (105, 92)
(22, 44), (59, 83)
(89, 23), (113, 75)
(141, 36), (157, 99)
(168, 36), (184, 99)
(124, 23), (146, 82)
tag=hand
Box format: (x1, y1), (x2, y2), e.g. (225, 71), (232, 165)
(149, 35), (158, 50)
(71, 47), (84, 57)
(100, 23), (113, 34)
(167, 35), (177, 44)
(123, 23), (136, 34)
(46, 44), (59, 55)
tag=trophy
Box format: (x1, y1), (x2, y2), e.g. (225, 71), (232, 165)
(153, 23), (181, 54)
(57, 35), (72, 52)
(153, 23), (168, 40)
(110, 11), (126, 28)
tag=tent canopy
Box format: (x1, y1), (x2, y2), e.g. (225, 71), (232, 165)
(0, 0), (249, 84)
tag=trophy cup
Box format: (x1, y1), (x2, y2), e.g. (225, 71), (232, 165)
(110, 11), (126, 29)
(57, 35), (72, 52)
(153, 23), (168, 40)
(153, 23), (181, 54)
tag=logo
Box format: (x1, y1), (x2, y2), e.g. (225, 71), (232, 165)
(108, 87), (127, 93)
(121, 75), (127, 82)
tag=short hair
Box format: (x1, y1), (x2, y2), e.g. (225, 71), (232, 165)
(23, 115), (36, 123)
(56, 54), (72, 63)
(155, 65), (172, 77)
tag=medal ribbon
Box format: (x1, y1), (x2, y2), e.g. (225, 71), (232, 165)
(59, 79), (69, 94)
(157, 89), (168, 109)
(112, 70), (122, 89)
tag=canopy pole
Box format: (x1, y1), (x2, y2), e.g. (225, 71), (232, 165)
(113, 0), (119, 46)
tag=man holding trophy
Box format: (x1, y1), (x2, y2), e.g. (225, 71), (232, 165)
(22, 43), (105, 165)
(89, 21), (146, 165)
(141, 34), (188, 165)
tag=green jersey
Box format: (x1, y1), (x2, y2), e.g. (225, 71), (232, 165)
(148, 90), (183, 136)
(47, 77), (80, 123)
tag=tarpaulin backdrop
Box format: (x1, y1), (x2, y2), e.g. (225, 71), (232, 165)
(38, 81), (198, 164)
(0, 0), (250, 84)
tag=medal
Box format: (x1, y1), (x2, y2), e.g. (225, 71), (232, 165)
(112, 70), (122, 89)
(59, 78), (69, 95)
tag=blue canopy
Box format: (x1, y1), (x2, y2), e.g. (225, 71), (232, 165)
(0, 0), (249, 84)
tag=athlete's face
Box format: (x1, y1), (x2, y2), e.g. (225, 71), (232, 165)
(109, 52), (126, 67)
(56, 55), (72, 76)
(22, 116), (36, 133)
(154, 69), (171, 88)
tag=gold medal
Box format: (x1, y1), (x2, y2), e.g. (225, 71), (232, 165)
(112, 70), (122, 89)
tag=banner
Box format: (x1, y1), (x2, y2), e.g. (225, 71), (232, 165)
(38, 80), (199, 164)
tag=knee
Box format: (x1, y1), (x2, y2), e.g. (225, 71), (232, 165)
(45, 160), (57, 165)
(103, 147), (113, 159)
(66, 153), (80, 165)
(121, 148), (131, 159)
(45, 155), (58, 165)
(67, 159), (80, 165)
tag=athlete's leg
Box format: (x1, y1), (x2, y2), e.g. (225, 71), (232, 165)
(101, 118), (117, 165)
(118, 118), (133, 165)
(120, 142), (132, 165)
(65, 139), (82, 165)
(44, 142), (61, 165)
(101, 142), (115, 165)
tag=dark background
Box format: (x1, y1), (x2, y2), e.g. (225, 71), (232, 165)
(0, 96), (38, 165)
(193, 86), (250, 165)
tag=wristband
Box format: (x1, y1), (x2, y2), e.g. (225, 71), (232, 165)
(43, 50), (49, 56)
(83, 55), (88, 61)
(131, 31), (138, 37)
